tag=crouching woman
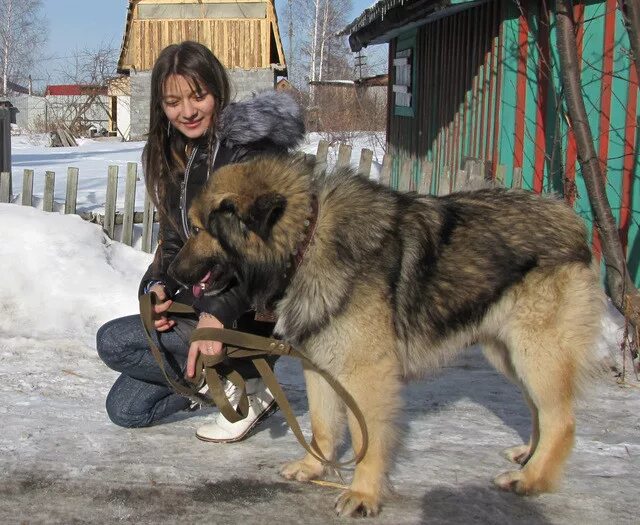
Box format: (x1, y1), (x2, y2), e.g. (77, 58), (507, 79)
(96, 41), (304, 442)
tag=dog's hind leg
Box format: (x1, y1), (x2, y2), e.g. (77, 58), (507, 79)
(334, 354), (403, 517)
(493, 352), (575, 495)
(280, 363), (346, 482)
(482, 341), (539, 465)
(502, 390), (539, 465)
(493, 264), (603, 495)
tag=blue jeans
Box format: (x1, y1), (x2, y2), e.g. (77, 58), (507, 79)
(96, 312), (276, 428)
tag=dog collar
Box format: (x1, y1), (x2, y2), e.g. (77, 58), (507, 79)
(254, 194), (319, 323)
(292, 194), (319, 270)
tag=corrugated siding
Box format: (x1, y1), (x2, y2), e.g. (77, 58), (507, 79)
(388, 0), (640, 286)
(387, 0), (502, 190)
(498, 0), (639, 283)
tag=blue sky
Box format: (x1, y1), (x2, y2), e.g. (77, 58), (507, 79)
(39, 0), (376, 84)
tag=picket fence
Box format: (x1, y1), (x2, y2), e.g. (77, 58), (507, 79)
(0, 139), (510, 253)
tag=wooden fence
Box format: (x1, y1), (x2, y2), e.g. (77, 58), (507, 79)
(0, 139), (507, 253)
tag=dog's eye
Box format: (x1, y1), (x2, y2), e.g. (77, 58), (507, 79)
(190, 225), (201, 236)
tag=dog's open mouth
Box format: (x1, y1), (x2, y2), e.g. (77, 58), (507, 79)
(192, 266), (232, 298)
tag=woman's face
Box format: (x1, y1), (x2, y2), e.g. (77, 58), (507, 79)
(162, 74), (216, 139)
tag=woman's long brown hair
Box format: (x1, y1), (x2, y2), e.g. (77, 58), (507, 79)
(142, 41), (230, 232)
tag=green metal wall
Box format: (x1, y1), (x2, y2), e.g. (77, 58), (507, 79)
(386, 0), (640, 285)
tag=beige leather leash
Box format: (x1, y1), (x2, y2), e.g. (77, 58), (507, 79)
(139, 292), (368, 468)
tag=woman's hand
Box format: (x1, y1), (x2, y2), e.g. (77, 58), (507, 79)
(186, 313), (224, 379)
(150, 283), (176, 332)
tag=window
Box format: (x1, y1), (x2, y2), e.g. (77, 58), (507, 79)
(393, 30), (417, 117)
(393, 49), (412, 107)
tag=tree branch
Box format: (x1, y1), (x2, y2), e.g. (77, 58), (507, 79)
(620, 0), (640, 82)
(555, 0), (640, 321)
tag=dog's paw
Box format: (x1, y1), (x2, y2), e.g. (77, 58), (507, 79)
(335, 490), (380, 518)
(280, 459), (324, 482)
(493, 470), (550, 495)
(502, 444), (532, 465)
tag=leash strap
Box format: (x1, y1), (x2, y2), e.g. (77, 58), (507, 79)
(139, 292), (215, 407)
(139, 293), (368, 467)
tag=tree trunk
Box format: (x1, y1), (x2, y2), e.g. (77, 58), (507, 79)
(555, 0), (640, 319)
(318, 0), (330, 81)
(287, 0), (293, 81)
(2, 38), (8, 96)
(620, 0), (640, 82)
(311, 0), (320, 83)
(2, 0), (13, 96)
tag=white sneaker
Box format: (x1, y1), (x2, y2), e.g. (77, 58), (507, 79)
(195, 377), (277, 443)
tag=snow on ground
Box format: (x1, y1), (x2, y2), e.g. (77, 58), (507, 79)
(11, 135), (147, 214)
(0, 135), (638, 524)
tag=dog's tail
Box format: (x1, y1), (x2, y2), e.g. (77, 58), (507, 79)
(561, 261), (608, 397)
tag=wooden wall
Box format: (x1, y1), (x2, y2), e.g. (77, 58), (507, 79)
(128, 18), (268, 70)
(119, 0), (284, 71)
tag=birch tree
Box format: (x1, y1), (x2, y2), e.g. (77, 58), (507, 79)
(318, 0), (329, 80)
(317, 0), (352, 80)
(0, 0), (47, 95)
(282, 0), (353, 88)
(310, 0), (321, 83)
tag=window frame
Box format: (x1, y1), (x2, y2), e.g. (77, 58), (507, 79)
(393, 29), (418, 118)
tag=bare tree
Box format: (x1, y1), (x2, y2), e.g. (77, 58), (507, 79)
(287, 0), (294, 81)
(555, 0), (640, 326)
(619, 0), (640, 81)
(319, 0), (330, 80)
(310, 0), (321, 83)
(0, 0), (47, 95)
(282, 0), (353, 88)
(48, 41), (119, 136)
(317, 0), (353, 80)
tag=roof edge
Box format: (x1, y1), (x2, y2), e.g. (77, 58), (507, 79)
(342, 0), (486, 51)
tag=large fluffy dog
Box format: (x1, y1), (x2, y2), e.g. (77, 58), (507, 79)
(169, 156), (604, 517)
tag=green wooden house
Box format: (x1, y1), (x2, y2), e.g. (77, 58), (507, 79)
(343, 0), (640, 284)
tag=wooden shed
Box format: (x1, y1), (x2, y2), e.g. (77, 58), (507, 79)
(117, 0), (287, 138)
(117, 0), (286, 73)
(344, 0), (640, 285)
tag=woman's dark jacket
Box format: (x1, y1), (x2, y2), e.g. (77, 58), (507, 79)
(139, 91), (305, 325)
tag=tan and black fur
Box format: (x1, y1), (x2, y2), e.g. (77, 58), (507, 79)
(169, 156), (604, 517)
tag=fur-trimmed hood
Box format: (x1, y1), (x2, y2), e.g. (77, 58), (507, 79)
(217, 90), (305, 150)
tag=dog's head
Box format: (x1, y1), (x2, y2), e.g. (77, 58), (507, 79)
(168, 155), (314, 303)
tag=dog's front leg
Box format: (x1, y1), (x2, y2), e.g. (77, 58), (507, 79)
(280, 363), (346, 481)
(334, 355), (403, 518)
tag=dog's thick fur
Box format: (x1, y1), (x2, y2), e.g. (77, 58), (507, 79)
(169, 156), (604, 517)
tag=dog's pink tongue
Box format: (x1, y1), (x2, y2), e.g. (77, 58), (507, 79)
(192, 271), (212, 298)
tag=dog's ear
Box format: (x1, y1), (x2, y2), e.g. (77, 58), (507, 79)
(208, 198), (248, 243)
(245, 192), (287, 241)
